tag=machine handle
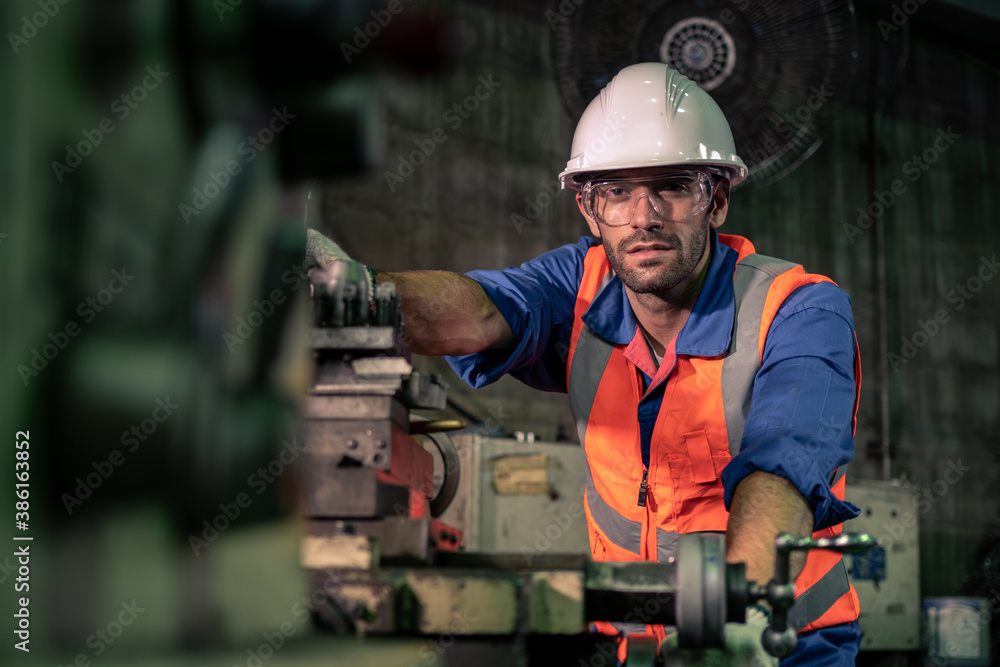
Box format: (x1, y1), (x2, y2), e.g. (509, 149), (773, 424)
(757, 532), (879, 658)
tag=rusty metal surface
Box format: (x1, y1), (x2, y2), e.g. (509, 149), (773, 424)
(308, 518), (431, 563)
(309, 326), (402, 351)
(304, 393), (408, 421)
(302, 467), (409, 518)
(303, 418), (396, 469)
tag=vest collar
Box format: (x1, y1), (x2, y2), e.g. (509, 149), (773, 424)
(581, 230), (739, 358)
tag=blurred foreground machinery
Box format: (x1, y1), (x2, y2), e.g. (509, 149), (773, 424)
(298, 261), (879, 666)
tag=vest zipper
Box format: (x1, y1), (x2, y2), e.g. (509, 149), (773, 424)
(637, 467), (649, 507)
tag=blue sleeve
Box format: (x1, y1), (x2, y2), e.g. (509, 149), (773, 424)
(444, 236), (599, 392)
(721, 281), (861, 531)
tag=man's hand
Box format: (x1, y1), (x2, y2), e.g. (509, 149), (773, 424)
(305, 228), (353, 270)
(726, 471), (813, 586)
(303, 230), (514, 356)
(305, 228), (376, 303)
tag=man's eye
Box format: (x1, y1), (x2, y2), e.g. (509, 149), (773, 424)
(603, 186), (629, 198)
(657, 180), (691, 193)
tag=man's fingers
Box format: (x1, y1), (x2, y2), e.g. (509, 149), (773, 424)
(305, 229), (352, 270)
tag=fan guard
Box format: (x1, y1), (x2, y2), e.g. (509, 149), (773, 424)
(659, 17), (736, 91)
(551, 0), (857, 187)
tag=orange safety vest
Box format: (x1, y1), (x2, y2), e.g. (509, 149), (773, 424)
(566, 234), (861, 642)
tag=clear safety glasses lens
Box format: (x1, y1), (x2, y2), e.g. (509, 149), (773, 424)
(583, 172), (714, 226)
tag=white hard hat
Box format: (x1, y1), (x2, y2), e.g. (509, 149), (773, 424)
(558, 63), (747, 190)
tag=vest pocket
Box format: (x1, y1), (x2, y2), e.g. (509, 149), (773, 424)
(670, 430), (731, 533)
(682, 430), (717, 483)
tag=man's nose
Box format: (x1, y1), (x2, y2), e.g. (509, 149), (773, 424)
(629, 194), (663, 229)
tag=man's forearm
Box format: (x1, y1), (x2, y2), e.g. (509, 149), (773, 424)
(378, 270), (514, 356)
(726, 471), (813, 586)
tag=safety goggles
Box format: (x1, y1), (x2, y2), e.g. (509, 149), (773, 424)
(581, 171), (716, 226)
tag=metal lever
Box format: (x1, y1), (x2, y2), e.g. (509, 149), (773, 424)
(752, 532), (879, 658)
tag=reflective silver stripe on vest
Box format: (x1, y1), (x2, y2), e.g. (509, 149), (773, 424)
(720, 254), (799, 456)
(570, 274), (643, 556)
(656, 529), (679, 562)
(569, 323), (616, 447)
(585, 460), (641, 555)
(608, 622), (649, 635)
(787, 558), (852, 630)
(657, 530), (728, 563)
(831, 466), (847, 486)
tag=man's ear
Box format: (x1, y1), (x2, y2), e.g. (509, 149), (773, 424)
(708, 179), (730, 229)
(576, 192), (602, 238)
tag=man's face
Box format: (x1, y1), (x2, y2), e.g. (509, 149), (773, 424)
(576, 168), (729, 295)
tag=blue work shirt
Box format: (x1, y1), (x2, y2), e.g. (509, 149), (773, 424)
(445, 230), (860, 532)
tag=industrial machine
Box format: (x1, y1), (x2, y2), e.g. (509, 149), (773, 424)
(299, 260), (878, 665)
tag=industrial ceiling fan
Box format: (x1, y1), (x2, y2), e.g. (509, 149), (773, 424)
(551, 0), (858, 187)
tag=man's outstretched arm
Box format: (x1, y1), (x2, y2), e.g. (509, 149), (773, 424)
(377, 270), (515, 356)
(306, 228), (591, 390)
(306, 227), (514, 357)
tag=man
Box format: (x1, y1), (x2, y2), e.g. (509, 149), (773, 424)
(307, 63), (862, 664)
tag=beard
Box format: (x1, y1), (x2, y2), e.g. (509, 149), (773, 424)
(601, 214), (711, 295)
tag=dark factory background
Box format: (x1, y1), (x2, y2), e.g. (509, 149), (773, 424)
(1, 0), (999, 665)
